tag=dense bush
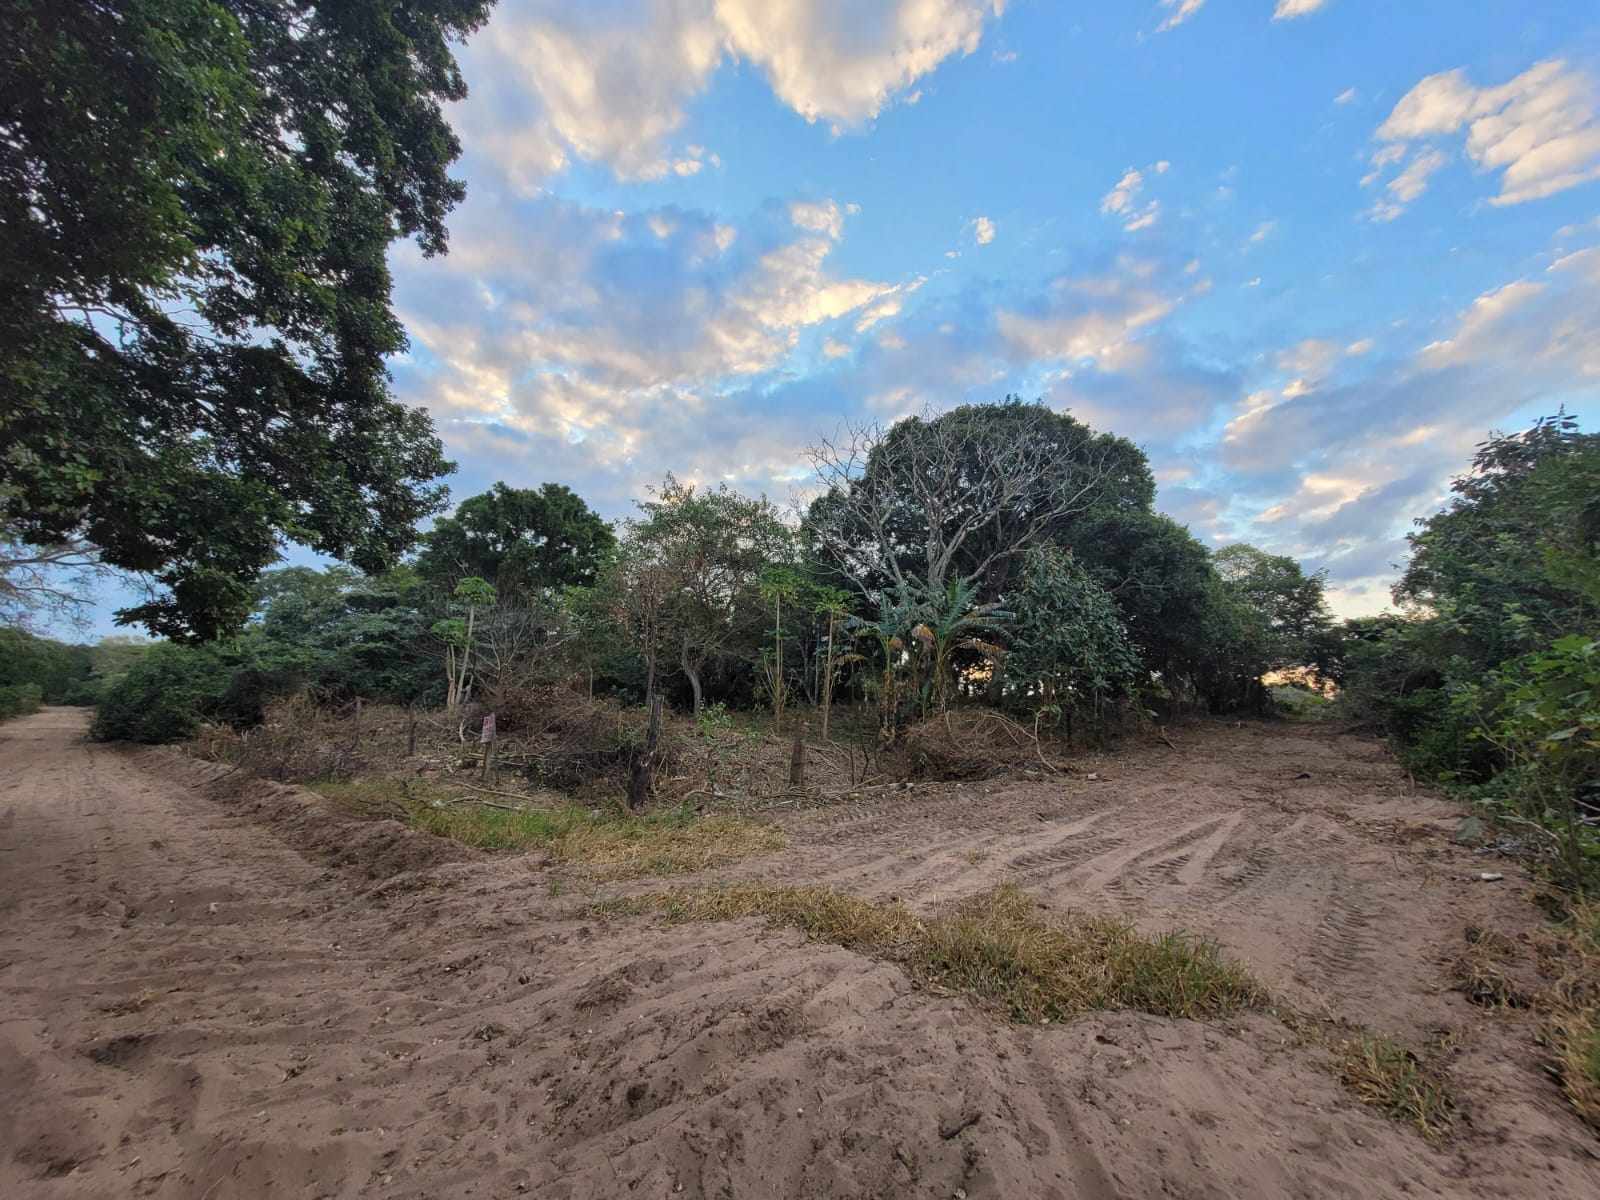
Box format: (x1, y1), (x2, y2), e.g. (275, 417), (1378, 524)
(0, 682), (43, 721)
(92, 643), (238, 743)
(1339, 415), (1600, 884)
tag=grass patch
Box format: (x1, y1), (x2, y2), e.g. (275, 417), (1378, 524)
(1335, 1033), (1456, 1140)
(597, 882), (1264, 1022)
(1546, 899), (1600, 1130)
(309, 779), (785, 878)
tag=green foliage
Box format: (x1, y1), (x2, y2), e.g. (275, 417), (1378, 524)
(1006, 548), (1139, 724)
(1467, 636), (1600, 880)
(0, 626), (93, 702)
(0, 683), (44, 721)
(416, 483), (614, 596)
(1340, 415), (1600, 886)
(92, 642), (237, 743)
(2, 0), (495, 639)
(1214, 543), (1334, 673)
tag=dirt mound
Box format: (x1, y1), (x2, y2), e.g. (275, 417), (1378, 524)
(152, 749), (476, 880)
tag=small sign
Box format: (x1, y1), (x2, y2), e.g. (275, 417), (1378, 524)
(479, 713), (496, 743)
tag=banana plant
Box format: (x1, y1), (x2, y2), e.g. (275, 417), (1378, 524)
(904, 577), (1012, 715)
(845, 587), (919, 743)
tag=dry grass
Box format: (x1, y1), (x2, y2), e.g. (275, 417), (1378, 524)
(597, 882), (1265, 1023)
(310, 779), (785, 878)
(1335, 1033), (1456, 1140)
(1545, 900), (1600, 1130)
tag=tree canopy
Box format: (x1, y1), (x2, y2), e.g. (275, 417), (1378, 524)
(1, 0), (495, 640)
(416, 483), (615, 597)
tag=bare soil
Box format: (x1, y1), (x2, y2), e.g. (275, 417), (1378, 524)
(1, 706), (1596, 1198)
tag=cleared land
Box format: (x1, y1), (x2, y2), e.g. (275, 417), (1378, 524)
(1, 707), (1596, 1198)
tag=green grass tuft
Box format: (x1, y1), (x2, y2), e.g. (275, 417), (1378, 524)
(310, 780), (785, 877)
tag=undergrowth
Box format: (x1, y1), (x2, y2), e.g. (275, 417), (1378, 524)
(310, 779), (785, 877)
(1334, 1033), (1456, 1140)
(596, 881), (1265, 1022)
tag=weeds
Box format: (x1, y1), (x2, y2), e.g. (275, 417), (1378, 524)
(310, 780), (785, 878)
(1335, 1033), (1456, 1139)
(597, 882), (1264, 1022)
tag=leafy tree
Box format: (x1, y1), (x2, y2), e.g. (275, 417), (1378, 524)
(1214, 543), (1333, 672)
(621, 478), (792, 716)
(2, 0), (496, 640)
(0, 626), (93, 702)
(432, 576), (496, 710)
(1397, 413), (1600, 668)
(806, 398), (1151, 602)
(416, 483), (615, 597)
(1006, 548), (1141, 731)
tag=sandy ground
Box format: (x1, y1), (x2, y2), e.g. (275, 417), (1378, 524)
(1, 707), (1596, 1199)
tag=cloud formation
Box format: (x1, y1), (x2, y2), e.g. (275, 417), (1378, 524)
(1273, 0), (1329, 19)
(455, 1), (1005, 189)
(1369, 59), (1600, 213)
(1155, 0), (1206, 33)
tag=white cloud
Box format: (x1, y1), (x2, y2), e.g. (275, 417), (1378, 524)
(1248, 220), (1277, 244)
(1335, 87), (1358, 105)
(996, 259), (1180, 370)
(1155, 0), (1206, 33)
(973, 215), (997, 245)
(1346, 338), (1374, 355)
(1100, 166), (1163, 232)
(1273, 0), (1329, 19)
(1373, 59), (1600, 210)
(457, 1), (1005, 190)
(715, 0), (1002, 126)
(1365, 147), (1450, 220)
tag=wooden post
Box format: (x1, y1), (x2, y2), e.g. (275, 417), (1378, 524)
(787, 721), (807, 791)
(628, 696), (663, 811)
(478, 711), (496, 780)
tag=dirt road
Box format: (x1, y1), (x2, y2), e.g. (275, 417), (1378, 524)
(1, 707), (1596, 1198)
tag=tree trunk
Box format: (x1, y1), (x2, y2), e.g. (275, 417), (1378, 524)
(628, 695), (663, 812)
(820, 612), (836, 741)
(684, 658), (703, 717)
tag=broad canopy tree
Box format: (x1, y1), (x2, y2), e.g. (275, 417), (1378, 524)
(415, 483), (614, 597)
(1, 0), (495, 640)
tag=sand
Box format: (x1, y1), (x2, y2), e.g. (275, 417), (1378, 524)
(1, 706), (1595, 1198)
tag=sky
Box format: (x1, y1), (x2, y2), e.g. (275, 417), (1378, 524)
(80, 1), (1600, 634)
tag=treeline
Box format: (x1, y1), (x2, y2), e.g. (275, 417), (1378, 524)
(89, 401), (1332, 745)
(1332, 413), (1599, 885)
(0, 629), (147, 719)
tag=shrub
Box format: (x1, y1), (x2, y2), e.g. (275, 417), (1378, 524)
(91, 643), (235, 743)
(0, 683), (44, 721)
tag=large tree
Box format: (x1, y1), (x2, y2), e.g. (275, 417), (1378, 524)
(1, 0), (494, 640)
(416, 482), (614, 597)
(805, 398), (1151, 603)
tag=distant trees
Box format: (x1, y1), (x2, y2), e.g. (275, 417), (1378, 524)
(1214, 543), (1334, 674)
(2, 0), (493, 639)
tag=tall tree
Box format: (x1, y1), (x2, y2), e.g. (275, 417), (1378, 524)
(806, 398), (1150, 603)
(416, 483), (614, 597)
(1, 0), (495, 640)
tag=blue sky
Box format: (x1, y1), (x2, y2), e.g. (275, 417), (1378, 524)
(79, 1), (1600, 634)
